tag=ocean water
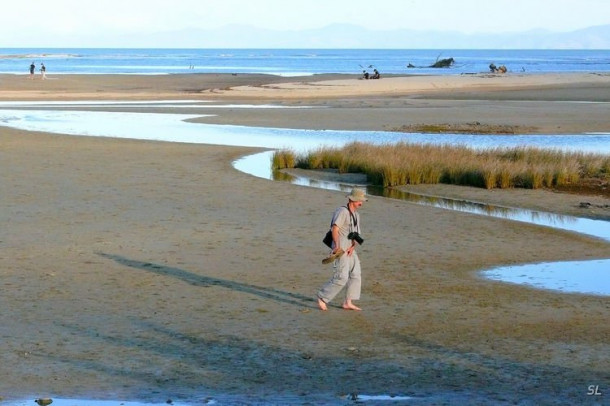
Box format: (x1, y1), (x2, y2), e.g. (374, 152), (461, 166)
(1, 48), (610, 76)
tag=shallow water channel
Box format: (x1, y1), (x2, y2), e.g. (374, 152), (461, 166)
(1, 103), (609, 297)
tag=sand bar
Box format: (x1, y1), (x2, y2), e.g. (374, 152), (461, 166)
(4, 72), (610, 134)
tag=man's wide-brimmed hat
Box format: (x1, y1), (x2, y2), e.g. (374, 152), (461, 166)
(347, 188), (368, 202)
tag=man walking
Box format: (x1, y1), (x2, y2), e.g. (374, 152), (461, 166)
(317, 188), (367, 311)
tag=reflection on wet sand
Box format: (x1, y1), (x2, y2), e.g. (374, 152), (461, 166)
(268, 160), (607, 242)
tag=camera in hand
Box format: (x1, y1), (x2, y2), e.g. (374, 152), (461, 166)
(347, 232), (364, 245)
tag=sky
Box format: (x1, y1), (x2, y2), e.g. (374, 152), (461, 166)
(2, 0), (609, 47)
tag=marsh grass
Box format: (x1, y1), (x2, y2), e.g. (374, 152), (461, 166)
(272, 142), (610, 191)
(271, 149), (296, 169)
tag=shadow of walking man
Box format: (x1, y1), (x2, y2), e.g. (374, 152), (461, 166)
(98, 252), (314, 308)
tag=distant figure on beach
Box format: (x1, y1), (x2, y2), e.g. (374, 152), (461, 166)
(371, 68), (380, 79)
(40, 63), (46, 80)
(29, 62), (35, 79)
(317, 188), (367, 311)
(490, 63), (507, 74)
(362, 70), (369, 79)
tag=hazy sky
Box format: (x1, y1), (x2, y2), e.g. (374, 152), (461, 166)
(2, 0), (609, 47)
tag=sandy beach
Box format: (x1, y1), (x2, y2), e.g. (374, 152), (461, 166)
(1, 73), (609, 405)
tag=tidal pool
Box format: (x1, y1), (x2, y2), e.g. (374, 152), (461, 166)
(4, 400), (191, 406)
(3, 394), (415, 405)
(481, 259), (610, 296)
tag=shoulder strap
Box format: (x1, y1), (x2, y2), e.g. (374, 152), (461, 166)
(345, 205), (358, 228)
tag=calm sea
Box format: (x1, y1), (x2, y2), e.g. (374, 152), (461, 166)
(1, 48), (609, 76)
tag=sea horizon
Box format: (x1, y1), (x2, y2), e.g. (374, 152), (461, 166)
(1, 48), (609, 76)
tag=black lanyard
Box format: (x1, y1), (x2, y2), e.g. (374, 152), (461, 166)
(346, 206), (358, 230)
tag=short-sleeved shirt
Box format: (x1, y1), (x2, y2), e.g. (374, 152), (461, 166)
(330, 206), (361, 249)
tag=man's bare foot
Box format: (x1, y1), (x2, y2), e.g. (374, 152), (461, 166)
(342, 301), (362, 311)
(317, 298), (328, 311)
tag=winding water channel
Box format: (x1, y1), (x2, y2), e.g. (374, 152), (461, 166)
(1, 101), (609, 296)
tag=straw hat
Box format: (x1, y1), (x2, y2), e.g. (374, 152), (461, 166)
(347, 188), (368, 202)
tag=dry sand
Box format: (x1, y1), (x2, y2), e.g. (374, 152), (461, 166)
(1, 73), (609, 405)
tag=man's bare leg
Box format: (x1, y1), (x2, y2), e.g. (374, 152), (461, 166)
(317, 298), (328, 311)
(342, 300), (362, 311)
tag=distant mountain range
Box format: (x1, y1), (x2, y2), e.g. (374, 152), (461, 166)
(120, 24), (610, 49)
(14, 24), (610, 49)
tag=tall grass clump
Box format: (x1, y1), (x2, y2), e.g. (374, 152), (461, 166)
(297, 146), (344, 170)
(271, 149), (296, 169)
(481, 164), (498, 190)
(273, 142), (609, 192)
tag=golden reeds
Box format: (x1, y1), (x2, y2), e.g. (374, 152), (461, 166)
(272, 142), (610, 190)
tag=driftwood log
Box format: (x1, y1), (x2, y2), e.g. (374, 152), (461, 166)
(407, 57), (455, 69)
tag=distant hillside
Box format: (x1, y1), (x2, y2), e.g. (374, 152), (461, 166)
(130, 24), (610, 49)
(14, 24), (610, 49)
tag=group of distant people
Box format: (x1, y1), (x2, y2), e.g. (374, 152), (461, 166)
(362, 68), (380, 79)
(29, 62), (46, 79)
(489, 63), (507, 74)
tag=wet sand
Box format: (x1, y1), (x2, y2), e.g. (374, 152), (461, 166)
(1, 73), (609, 405)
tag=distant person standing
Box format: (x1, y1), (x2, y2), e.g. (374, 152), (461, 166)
(29, 62), (35, 79)
(40, 63), (46, 80)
